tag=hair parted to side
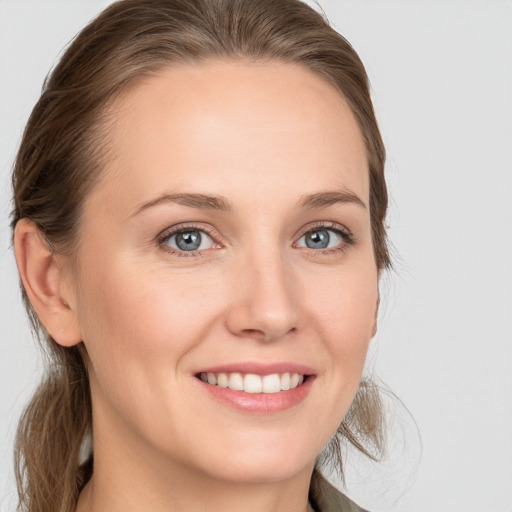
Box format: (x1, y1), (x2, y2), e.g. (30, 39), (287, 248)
(11, 1), (390, 511)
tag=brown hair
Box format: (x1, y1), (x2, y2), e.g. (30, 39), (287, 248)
(11, 1), (389, 510)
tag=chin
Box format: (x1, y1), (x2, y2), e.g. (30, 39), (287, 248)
(202, 457), (314, 485)
(184, 430), (320, 484)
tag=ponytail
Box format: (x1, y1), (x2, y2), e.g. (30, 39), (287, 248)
(14, 345), (92, 512)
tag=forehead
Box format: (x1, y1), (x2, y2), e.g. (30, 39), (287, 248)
(91, 60), (369, 213)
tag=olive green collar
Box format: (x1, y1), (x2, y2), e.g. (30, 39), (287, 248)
(309, 469), (369, 512)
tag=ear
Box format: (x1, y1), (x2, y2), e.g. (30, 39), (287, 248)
(14, 218), (82, 347)
(372, 292), (380, 337)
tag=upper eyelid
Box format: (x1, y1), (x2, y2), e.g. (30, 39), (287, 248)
(294, 221), (352, 240)
(157, 223), (219, 243)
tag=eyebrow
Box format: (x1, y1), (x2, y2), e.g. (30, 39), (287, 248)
(130, 188), (366, 217)
(297, 190), (367, 210)
(130, 193), (232, 217)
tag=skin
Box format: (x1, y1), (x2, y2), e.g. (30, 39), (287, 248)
(15, 60), (378, 512)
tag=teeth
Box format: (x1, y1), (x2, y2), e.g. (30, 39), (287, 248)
(262, 374), (281, 393)
(229, 372), (244, 391)
(217, 373), (229, 388)
(199, 372), (306, 393)
(281, 372), (291, 390)
(244, 374), (262, 393)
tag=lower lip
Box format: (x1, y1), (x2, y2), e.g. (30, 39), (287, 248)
(198, 376), (314, 413)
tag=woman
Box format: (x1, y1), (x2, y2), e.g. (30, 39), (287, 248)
(11, 0), (389, 511)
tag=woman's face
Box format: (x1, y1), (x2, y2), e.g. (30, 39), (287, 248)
(68, 60), (378, 484)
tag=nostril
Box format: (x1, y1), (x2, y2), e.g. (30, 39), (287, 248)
(238, 326), (297, 344)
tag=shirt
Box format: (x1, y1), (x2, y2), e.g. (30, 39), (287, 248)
(309, 469), (369, 512)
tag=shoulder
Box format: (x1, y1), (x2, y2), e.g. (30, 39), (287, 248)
(309, 469), (369, 512)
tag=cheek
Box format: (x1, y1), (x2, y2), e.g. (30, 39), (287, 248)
(297, 260), (378, 443)
(74, 256), (228, 442)
(75, 254), (225, 377)
(307, 261), (378, 369)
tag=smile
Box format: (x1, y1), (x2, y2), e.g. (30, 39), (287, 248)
(199, 372), (305, 393)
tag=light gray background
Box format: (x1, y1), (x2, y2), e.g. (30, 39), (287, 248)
(1, 1), (511, 511)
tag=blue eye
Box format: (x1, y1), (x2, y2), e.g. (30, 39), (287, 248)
(296, 227), (346, 250)
(163, 229), (214, 252)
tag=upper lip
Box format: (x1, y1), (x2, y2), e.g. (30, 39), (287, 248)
(195, 362), (315, 376)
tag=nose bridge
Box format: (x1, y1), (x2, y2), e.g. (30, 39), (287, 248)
(226, 240), (299, 342)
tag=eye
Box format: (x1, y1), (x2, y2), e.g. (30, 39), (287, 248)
(295, 225), (351, 252)
(160, 228), (215, 254)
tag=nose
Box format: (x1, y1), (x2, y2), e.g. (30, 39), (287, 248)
(225, 250), (300, 343)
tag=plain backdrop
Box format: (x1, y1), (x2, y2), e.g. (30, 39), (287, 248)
(1, 1), (511, 511)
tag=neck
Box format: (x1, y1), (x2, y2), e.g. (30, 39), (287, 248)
(77, 465), (315, 512)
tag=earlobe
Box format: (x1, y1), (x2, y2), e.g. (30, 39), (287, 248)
(14, 218), (82, 347)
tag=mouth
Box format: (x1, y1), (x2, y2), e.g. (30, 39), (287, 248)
(197, 371), (308, 393)
(194, 364), (315, 413)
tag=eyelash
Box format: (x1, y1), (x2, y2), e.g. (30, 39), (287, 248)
(156, 221), (355, 258)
